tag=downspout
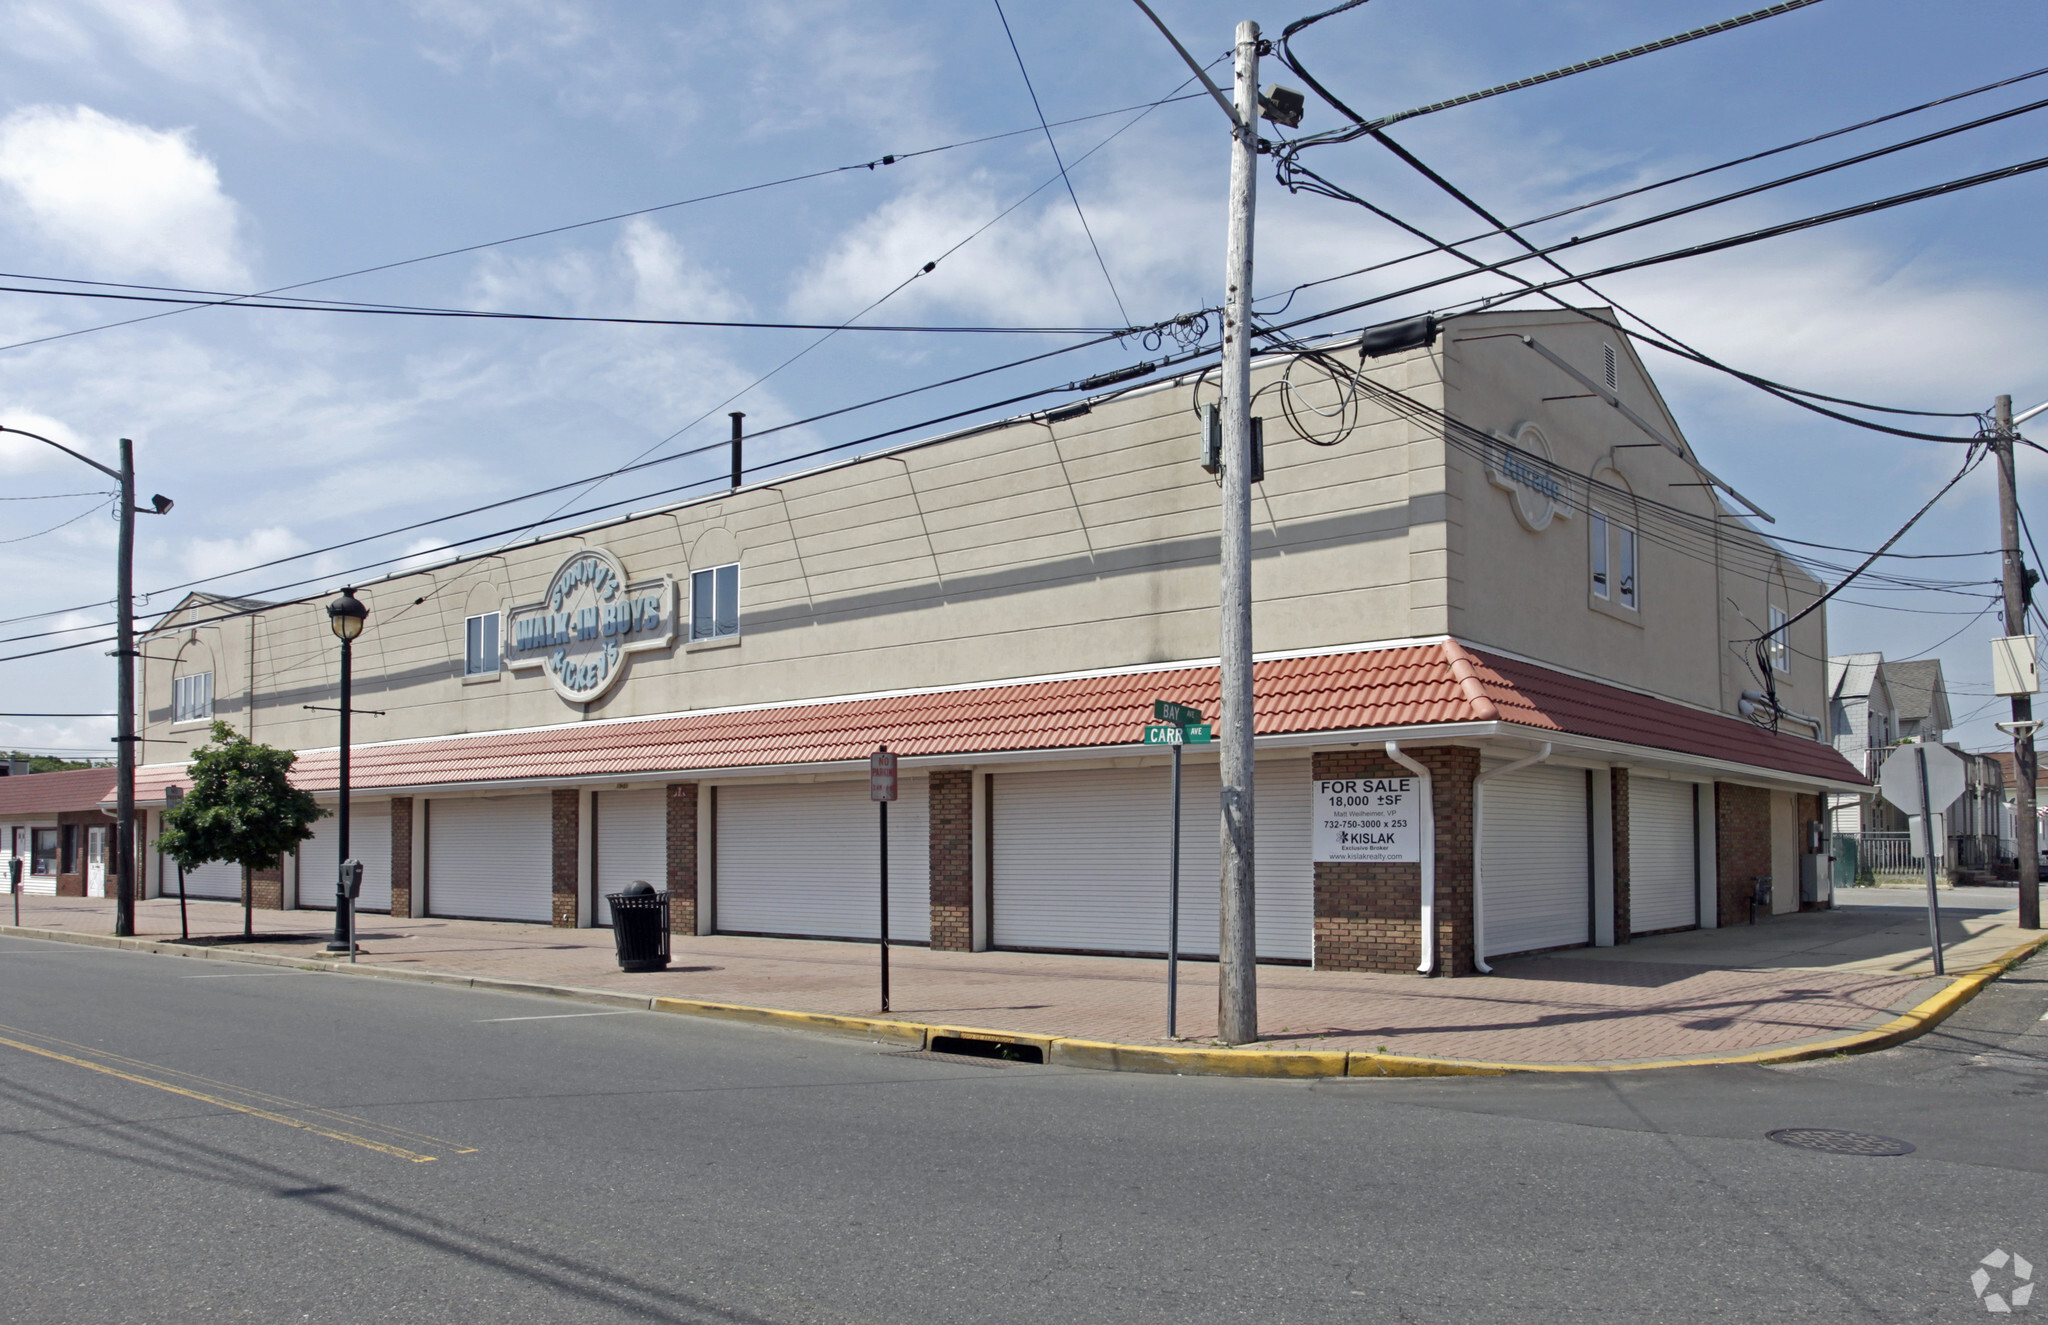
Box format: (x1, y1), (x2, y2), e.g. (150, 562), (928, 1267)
(1472, 742), (1554, 974)
(1384, 742), (1436, 974)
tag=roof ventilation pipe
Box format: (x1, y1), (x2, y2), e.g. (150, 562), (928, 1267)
(1738, 692), (1825, 739)
(1383, 743), (1437, 975)
(1471, 743), (1553, 974)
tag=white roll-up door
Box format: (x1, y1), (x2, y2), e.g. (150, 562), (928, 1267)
(990, 760), (1313, 962)
(427, 795), (552, 922)
(296, 803), (393, 912)
(1629, 778), (1698, 934)
(595, 788), (667, 926)
(1481, 763), (1590, 958)
(716, 778), (928, 942)
(169, 858), (246, 901)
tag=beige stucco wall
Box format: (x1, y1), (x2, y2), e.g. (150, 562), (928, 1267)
(140, 308), (1826, 762)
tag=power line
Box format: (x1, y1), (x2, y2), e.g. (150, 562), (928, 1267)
(0, 496), (112, 545)
(994, 0), (1132, 327)
(0, 90), (1213, 359)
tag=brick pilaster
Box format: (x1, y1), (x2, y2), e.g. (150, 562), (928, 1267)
(389, 797), (414, 919)
(1313, 746), (1479, 976)
(250, 857), (285, 910)
(927, 770), (973, 951)
(1611, 768), (1631, 943)
(1716, 782), (1771, 922)
(551, 789), (579, 928)
(666, 783), (698, 935)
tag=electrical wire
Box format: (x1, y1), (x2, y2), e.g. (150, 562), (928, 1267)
(994, 0), (1131, 327)
(0, 497), (113, 545)
(0, 89), (1212, 358)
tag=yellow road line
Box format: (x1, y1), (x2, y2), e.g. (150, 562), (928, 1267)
(0, 1034), (438, 1162)
(0, 1022), (477, 1154)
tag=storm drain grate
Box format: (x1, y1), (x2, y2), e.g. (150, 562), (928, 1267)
(884, 1049), (1028, 1069)
(1767, 1128), (1915, 1156)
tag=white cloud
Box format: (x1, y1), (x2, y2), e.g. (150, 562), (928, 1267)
(0, 104), (250, 285)
(0, 408), (110, 475)
(469, 217), (745, 322)
(1, 0), (301, 121)
(182, 525), (306, 581)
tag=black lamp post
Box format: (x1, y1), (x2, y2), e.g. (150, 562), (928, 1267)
(325, 587), (367, 951)
(0, 425), (170, 938)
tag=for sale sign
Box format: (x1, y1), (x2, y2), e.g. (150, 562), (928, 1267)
(1313, 777), (1420, 863)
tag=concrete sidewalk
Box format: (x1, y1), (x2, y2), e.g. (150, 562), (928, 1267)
(11, 895), (2039, 1068)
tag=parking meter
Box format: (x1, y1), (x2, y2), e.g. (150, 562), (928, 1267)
(339, 859), (363, 899)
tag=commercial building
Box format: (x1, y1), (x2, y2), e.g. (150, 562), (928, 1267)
(126, 308), (1862, 974)
(1, 767), (119, 897)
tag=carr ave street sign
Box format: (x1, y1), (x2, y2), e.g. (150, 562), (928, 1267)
(1144, 724), (1213, 745)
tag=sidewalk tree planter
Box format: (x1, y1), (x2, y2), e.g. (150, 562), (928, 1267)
(156, 721), (324, 940)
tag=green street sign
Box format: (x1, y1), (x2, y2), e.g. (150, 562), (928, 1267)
(1153, 700), (1204, 726)
(1143, 724), (1213, 745)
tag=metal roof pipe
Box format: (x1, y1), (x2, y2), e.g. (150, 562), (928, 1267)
(1384, 742), (1437, 975)
(1471, 742), (1553, 974)
(1739, 691), (1824, 739)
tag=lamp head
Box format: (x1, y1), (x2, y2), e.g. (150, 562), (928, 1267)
(148, 494), (173, 515)
(327, 587), (367, 641)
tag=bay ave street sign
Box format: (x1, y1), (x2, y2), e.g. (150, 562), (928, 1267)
(1877, 741), (1967, 816)
(1313, 776), (1420, 863)
(1143, 724), (1213, 745)
(1153, 700), (1203, 726)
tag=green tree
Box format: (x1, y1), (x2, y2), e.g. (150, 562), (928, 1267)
(157, 722), (325, 939)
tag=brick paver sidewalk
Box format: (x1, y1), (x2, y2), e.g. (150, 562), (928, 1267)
(8, 896), (2024, 1066)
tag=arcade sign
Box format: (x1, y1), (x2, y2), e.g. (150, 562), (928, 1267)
(505, 548), (675, 704)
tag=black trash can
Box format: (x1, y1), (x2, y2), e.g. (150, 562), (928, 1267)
(606, 881), (671, 972)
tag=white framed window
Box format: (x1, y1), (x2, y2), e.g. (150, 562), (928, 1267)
(1616, 525), (1638, 610)
(1590, 511), (1610, 599)
(1768, 605), (1789, 672)
(172, 670), (213, 723)
(464, 612), (500, 675)
(691, 563), (740, 641)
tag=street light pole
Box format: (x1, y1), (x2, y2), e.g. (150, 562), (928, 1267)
(1994, 395), (2040, 930)
(0, 425), (169, 939)
(325, 588), (367, 952)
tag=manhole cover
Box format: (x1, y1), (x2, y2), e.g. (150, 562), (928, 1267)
(1767, 1128), (1915, 1156)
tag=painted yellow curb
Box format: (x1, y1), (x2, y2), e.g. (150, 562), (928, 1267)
(5, 924), (2042, 1079)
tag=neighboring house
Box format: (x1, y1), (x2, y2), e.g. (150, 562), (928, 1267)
(1828, 653), (1899, 833)
(1885, 659), (1953, 742)
(128, 307), (1861, 975)
(0, 767), (120, 897)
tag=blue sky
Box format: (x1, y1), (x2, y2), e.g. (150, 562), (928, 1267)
(0, 0), (2043, 760)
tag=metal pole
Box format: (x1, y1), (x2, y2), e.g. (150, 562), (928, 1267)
(879, 798), (890, 1013)
(730, 412), (745, 490)
(327, 634), (353, 951)
(1168, 737), (1182, 1039)
(177, 862), (188, 942)
(1994, 395), (2040, 929)
(115, 437), (136, 938)
(1215, 17), (1260, 1047)
(1916, 744), (1946, 976)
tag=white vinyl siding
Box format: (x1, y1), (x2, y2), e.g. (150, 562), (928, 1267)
(169, 857), (245, 901)
(4, 827), (56, 896)
(427, 795), (553, 922)
(1629, 778), (1698, 934)
(716, 778), (928, 942)
(296, 802), (394, 912)
(989, 761), (1313, 962)
(1481, 763), (1590, 958)
(595, 788), (667, 926)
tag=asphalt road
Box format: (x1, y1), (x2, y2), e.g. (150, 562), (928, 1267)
(1, 935), (2042, 1324)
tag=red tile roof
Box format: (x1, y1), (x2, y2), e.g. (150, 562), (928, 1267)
(127, 640), (1863, 801)
(0, 766), (118, 817)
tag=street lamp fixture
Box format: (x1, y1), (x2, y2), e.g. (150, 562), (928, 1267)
(0, 424), (171, 939)
(325, 587), (367, 951)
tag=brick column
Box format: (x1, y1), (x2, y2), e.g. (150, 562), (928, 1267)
(551, 789), (579, 928)
(251, 857), (285, 910)
(1715, 783), (1771, 922)
(1313, 746), (1479, 975)
(928, 770), (973, 951)
(390, 797), (414, 919)
(666, 782), (698, 935)
(1611, 768), (1631, 943)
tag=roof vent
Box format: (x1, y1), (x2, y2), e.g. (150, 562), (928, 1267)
(1601, 342), (1619, 390)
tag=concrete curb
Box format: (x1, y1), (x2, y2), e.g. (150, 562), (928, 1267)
(5, 924), (2042, 1078)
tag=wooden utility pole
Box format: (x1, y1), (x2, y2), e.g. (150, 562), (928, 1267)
(1216, 19), (1260, 1044)
(1994, 395), (2040, 929)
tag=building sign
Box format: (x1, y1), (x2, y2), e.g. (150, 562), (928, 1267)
(1313, 776), (1420, 864)
(505, 548), (675, 703)
(1485, 423), (1573, 532)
